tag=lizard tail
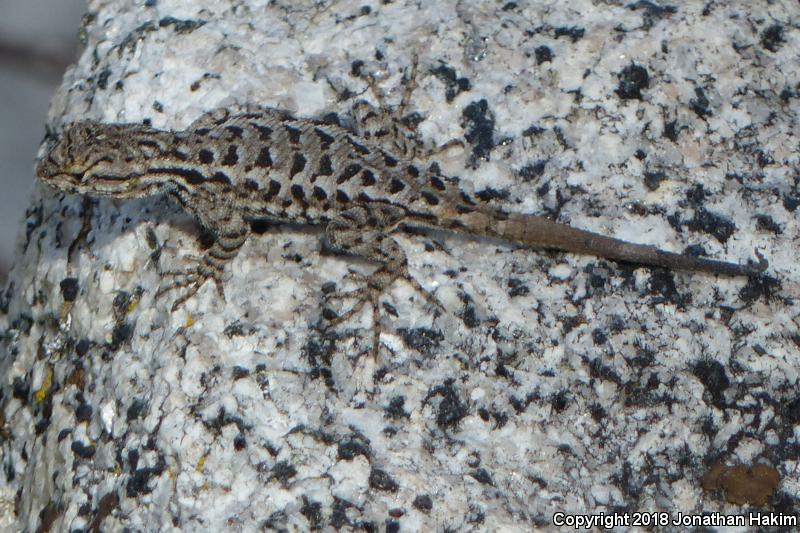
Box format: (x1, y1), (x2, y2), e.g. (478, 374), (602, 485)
(448, 209), (766, 276)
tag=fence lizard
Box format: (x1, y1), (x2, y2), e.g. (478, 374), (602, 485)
(36, 106), (766, 333)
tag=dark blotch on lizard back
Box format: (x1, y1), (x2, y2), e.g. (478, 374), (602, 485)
(153, 167), (206, 185)
(255, 147), (272, 168)
(460, 192), (476, 205)
(389, 178), (406, 194)
(289, 153), (307, 179)
(347, 136), (370, 155)
(291, 184), (306, 200)
(210, 171), (231, 185)
(251, 123), (272, 141)
(336, 164), (362, 184)
(314, 127), (335, 149)
(447, 219), (466, 230)
(382, 151), (398, 167)
(198, 149), (214, 164)
(312, 186), (327, 201)
(138, 139), (161, 155)
(336, 190), (350, 203)
(316, 154), (333, 176)
(430, 176), (446, 191)
(285, 125), (302, 144)
(264, 179), (281, 200)
(361, 169), (376, 186)
(221, 145), (239, 166)
(421, 191), (440, 206)
(170, 149), (189, 161)
(243, 179), (259, 191)
(225, 125), (244, 139)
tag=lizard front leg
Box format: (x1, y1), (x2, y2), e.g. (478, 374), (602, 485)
(323, 203), (442, 357)
(157, 199), (250, 311)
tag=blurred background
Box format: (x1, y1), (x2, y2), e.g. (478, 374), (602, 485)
(0, 0), (85, 284)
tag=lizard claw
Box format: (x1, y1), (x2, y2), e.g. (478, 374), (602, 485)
(402, 275), (445, 316)
(156, 263), (227, 311)
(320, 284), (374, 329)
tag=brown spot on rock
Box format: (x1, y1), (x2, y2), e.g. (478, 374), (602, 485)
(702, 462), (780, 506)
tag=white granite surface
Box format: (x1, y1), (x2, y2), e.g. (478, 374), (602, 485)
(1, 0), (799, 531)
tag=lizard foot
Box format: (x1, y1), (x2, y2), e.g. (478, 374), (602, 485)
(156, 257), (227, 311)
(321, 270), (444, 358)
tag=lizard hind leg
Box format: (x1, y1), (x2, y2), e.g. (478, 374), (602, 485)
(156, 210), (249, 311)
(322, 203), (443, 357)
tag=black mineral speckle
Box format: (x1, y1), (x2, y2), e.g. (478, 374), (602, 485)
(616, 64), (649, 100)
(331, 498), (353, 528)
(126, 456), (166, 496)
(413, 494), (433, 512)
(519, 160), (547, 182)
(470, 468), (494, 485)
(507, 277), (530, 297)
(399, 327), (443, 356)
(551, 390), (569, 413)
(12, 376), (29, 401)
(71, 441), (96, 459)
(461, 99), (495, 166)
(754, 214), (782, 234)
(300, 497), (323, 530)
(685, 183), (709, 206)
(554, 26), (585, 42)
(431, 64), (471, 102)
(643, 170), (667, 191)
(783, 192), (800, 213)
(686, 208), (735, 243)
(461, 305), (480, 329)
(426, 380), (468, 430)
(126, 398), (147, 421)
(475, 187), (510, 202)
(592, 328), (607, 345)
(338, 433), (372, 460)
(60, 278), (79, 302)
(385, 396), (408, 420)
(534, 45), (553, 64)
(75, 338), (91, 357)
(75, 403), (92, 423)
(761, 24), (785, 53)
(690, 87), (713, 117)
(627, 0), (676, 28)
(94, 70), (113, 92)
(226, 366), (250, 382)
(663, 119), (679, 142)
(271, 461), (297, 484)
(739, 273), (781, 303)
(692, 360), (729, 407)
(369, 468), (399, 492)
(158, 16), (207, 34)
(646, 270), (685, 306)
(111, 322), (133, 348)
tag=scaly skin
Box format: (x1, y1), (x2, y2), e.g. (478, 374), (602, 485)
(36, 107), (766, 323)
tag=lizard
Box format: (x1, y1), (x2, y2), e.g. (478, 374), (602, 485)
(35, 104), (767, 347)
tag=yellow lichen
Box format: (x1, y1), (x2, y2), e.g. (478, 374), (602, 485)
(34, 366), (54, 404)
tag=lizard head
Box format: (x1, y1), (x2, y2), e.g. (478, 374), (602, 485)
(36, 121), (171, 198)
